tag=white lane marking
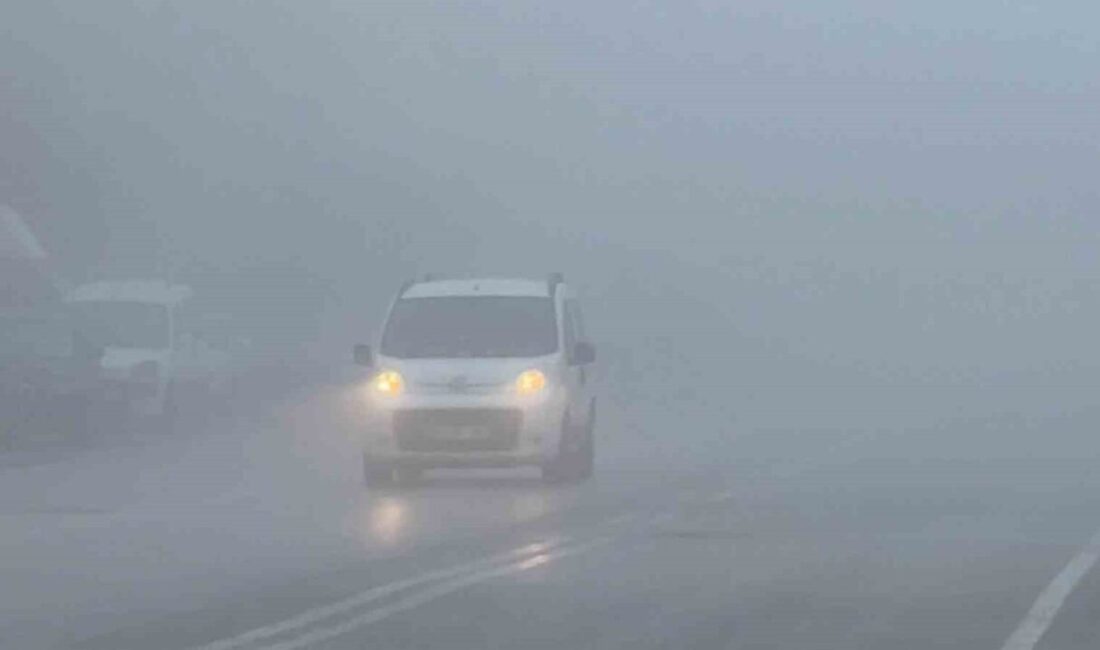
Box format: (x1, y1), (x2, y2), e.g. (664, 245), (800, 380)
(191, 537), (570, 650)
(261, 537), (610, 650)
(190, 513), (643, 650)
(1000, 527), (1100, 650)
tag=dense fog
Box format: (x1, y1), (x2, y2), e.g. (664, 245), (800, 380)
(6, 3), (1098, 423)
(3, 3), (1100, 648)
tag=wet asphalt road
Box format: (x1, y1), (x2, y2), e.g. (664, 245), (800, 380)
(3, 383), (1100, 650)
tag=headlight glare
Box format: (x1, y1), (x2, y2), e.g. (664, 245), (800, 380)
(515, 369), (547, 395)
(372, 370), (404, 396)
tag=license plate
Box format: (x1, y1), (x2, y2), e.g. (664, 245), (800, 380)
(428, 425), (492, 440)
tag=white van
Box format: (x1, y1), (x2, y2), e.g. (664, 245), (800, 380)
(66, 280), (230, 426)
(353, 274), (597, 486)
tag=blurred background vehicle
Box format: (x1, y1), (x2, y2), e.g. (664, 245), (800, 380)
(1, 206), (104, 447)
(65, 280), (246, 428)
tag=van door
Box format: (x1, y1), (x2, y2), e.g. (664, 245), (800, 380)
(562, 298), (593, 427)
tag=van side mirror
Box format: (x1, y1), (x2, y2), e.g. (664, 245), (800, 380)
(571, 341), (596, 366)
(353, 344), (374, 367)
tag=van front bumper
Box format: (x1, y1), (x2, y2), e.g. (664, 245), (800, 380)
(360, 390), (566, 468)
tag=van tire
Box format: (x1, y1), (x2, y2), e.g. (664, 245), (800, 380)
(579, 402), (596, 480)
(542, 415), (593, 485)
(578, 424), (594, 481)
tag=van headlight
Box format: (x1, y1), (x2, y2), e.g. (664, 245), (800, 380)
(515, 369), (547, 396)
(372, 370), (404, 396)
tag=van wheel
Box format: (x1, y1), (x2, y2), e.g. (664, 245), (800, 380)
(541, 461), (564, 484)
(363, 455), (396, 489)
(579, 402), (596, 480)
(578, 419), (594, 481)
(542, 416), (592, 485)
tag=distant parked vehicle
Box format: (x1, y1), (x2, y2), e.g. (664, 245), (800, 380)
(66, 280), (235, 429)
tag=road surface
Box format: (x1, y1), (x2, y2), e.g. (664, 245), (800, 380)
(3, 380), (1100, 649)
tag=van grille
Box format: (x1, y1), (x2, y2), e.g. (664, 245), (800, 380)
(394, 409), (522, 452)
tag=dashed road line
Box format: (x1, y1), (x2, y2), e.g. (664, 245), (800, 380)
(1000, 527), (1100, 650)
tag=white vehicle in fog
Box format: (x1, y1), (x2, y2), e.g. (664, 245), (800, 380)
(67, 280), (231, 425)
(353, 274), (597, 486)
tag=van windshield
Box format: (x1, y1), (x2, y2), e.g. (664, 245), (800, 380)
(381, 296), (558, 359)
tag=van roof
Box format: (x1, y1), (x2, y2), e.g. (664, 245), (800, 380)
(67, 281), (193, 306)
(402, 278), (553, 299)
